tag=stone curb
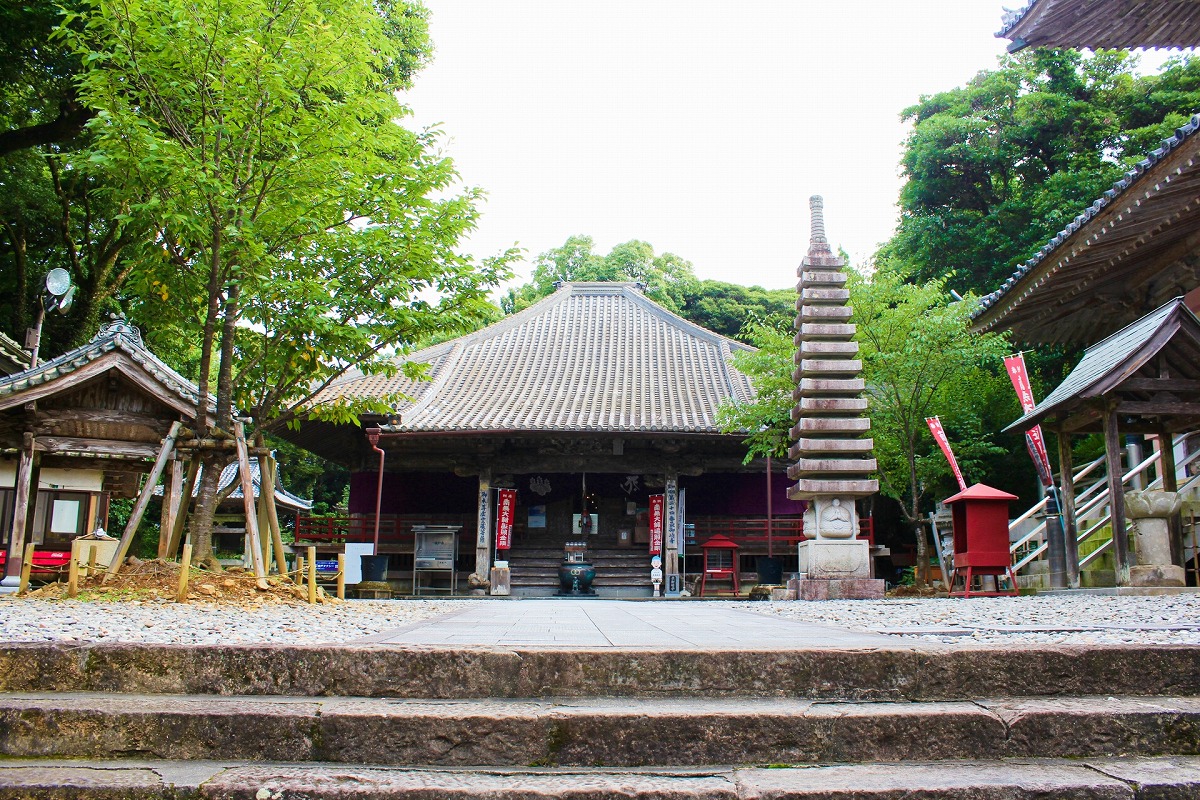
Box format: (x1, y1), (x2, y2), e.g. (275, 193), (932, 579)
(3, 643), (1200, 700)
(2, 693), (1199, 767)
(2, 757), (1200, 799)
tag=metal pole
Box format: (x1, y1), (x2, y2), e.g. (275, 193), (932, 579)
(366, 427), (385, 555)
(766, 455), (774, 558)
(1044, 486), (1067, 590)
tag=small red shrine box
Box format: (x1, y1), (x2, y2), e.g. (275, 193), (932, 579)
(698, 534), (741, 597)
(944, 483), (1019, 597)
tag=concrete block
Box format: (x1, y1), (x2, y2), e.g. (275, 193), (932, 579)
(798, 539), (871, 578)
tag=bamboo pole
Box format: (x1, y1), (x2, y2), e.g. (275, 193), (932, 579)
(106, 421), (183, 582)
(165, 458), (200, 561)
(295, 554), (305, 586)
(176, 544), (192, 602)
(17, 543), (34, 594)
(337, 553), (346, 601)
(233, 422), (269, 589)
(68, 540), (81, 598)
(307, 545), (317, 604)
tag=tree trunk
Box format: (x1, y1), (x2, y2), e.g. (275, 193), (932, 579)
(186, 454), (224, 570)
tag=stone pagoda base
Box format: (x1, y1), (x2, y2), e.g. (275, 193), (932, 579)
(790, 576), (885, 601)
(794, 539), (884, 600)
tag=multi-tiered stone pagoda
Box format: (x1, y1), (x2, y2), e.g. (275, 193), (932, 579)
(787, 196), (883, 600)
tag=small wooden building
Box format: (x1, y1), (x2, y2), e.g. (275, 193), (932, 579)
(0, 318), (211, 581)
(976, 6), (1200, 587)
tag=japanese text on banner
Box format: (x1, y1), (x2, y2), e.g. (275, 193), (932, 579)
(1004, 354), (1054, 488)
(649, 494), (664, 556)
(925, 416), (968, 491)
(495, 489), (516, 550)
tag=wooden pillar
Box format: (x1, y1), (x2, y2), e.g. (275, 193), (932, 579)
(2, 433), (37, 586)
(475, 469), (492, 580)
(1055, 430), (1080, 589)
(158, 460), (182, 559)
(663, 472), (680, 595)
(1158, 430), (1184, 567)
(1102, 404), (1131, 585)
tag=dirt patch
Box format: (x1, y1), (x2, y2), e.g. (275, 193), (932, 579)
(885, 584), (948, 599)
(17, 558), (336, 605)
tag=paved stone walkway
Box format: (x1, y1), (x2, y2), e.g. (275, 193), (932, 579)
(356, 598), (896, 648)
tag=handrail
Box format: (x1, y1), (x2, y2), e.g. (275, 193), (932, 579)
(1012, 435), (1200, 573)
(1008, 455), (1106, 531)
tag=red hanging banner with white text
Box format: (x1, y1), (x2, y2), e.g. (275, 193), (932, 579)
(495, 488), (517, 550)
(648, 494), (664, 556)
(1003, 354), (1055, 488)
(925, 416), (968, 491)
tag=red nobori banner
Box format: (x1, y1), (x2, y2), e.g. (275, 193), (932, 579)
(649, 494), (664, 556)
(1004, 353), (1054, 488)
(495, 488), (517, 550)
(925, 416), (968, 491)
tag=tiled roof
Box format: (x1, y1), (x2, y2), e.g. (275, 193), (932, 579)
(317, 282), (757, 434)
(0, 331), (29, 376)
(972, 113), (1200, 329)
(1004, 298), (1191, 432)
(154, 458), (313, 510)
(0, 318), (214, 415)
(999, 0), (1200, 52)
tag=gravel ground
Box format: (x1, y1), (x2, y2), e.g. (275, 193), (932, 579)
(1, 594), (1198, 646)
(732, 594), (1200, 646)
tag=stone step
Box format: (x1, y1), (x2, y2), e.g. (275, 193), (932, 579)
(2, 692), (1199, 766)
(4, 643), (1199, 700)
(2, 756), (1198, 799)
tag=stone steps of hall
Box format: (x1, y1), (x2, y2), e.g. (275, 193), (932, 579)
(3, 691), (1199, 767)
(4, 756), (1198, 799)
(5, 642), (1198, 700)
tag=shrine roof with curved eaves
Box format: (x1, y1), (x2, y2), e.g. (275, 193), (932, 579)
(316, 282), (757, 435)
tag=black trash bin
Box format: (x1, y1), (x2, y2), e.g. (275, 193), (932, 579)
(360, 554), (390, 582)
(756, 556), (783, 585)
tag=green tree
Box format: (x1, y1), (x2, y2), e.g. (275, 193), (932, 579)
(880, 50), (1200, 296)
(715, 319), (794, 461)
(500, 235), (795, 344)
(850, 269), (1011, 583)
(0, 0), (149, 351)
(501, 236), (699, 315)
(66, 0), (513, 567)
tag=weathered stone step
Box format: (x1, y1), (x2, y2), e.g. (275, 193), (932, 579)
(1, 756), (1198, 798)
(3, 692), (1199, 766)
(4, 643), (1200, 700)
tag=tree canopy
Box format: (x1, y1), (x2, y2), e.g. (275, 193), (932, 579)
(501, 235), (793, 344)
(53, 0), (513, 565)
(878, 49), (1200, 296)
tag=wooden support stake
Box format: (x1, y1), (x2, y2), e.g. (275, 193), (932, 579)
(106, 421), (183, 582)
(295, 554), (305, 586)
(307, 545), (317, 604)
(261, 455), (288, 578)
(18, 543), (34, 595)
(87, 544), (98, 579)
(337, 553), (346, 601)
(68, 540), (80, 598)
(165, 458), (200, 561)
(176, 544), (192, 603)
(158, 460), (182, 559)
(233, 422), (269, 589)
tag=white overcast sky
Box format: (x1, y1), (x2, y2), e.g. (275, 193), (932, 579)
(402, 2), (1017, 293)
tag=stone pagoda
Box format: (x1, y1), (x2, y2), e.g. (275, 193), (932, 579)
(787, 196), (883, 600)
